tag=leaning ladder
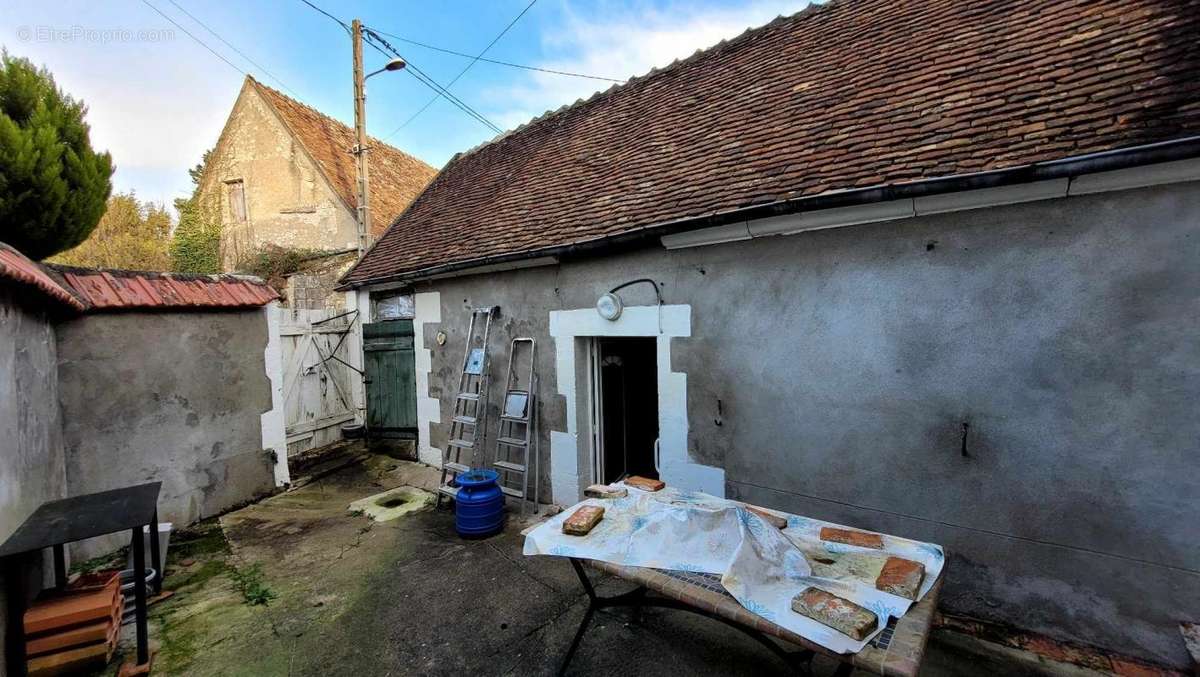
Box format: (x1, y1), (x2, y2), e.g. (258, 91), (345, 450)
(437, 306), (496, 508)
(492, 338), (540, 515)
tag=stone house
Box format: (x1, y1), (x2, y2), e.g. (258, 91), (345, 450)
(199, 76), (436, 308)
(340, 0), (1200, 670)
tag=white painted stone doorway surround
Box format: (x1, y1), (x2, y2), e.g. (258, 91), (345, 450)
(548, 304), (725, 505)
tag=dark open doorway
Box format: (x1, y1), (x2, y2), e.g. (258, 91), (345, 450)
(597, 337), (659, 484)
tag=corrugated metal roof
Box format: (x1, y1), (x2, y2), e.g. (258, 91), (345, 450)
(0, 243), (86, 311)
(45, 265), (279, 312)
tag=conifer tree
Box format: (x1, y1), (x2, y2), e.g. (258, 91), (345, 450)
(0, 52), (113, 259)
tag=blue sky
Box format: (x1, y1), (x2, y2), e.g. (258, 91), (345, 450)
(1, 0), (809, 210)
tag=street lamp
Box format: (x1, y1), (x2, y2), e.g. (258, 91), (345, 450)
(366, 58), (406, 80)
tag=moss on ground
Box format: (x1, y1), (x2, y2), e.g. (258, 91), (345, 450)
(70, 548), (127, 575)
(167, 518), (230, 561)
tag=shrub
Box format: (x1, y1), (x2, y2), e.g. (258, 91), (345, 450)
(49, 192), (172, 270)
(235, 245), (323, 290)
(0, 51), (113, 259)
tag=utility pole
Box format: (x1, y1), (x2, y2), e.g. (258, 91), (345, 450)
(352, 19), (371, 256)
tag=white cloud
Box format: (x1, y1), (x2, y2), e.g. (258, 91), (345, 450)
(485, 0), (811, 131)
(1, 2), (242, 210)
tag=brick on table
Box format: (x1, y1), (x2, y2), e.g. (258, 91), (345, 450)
(584, 484), (628, 499)
(562, 505), (605, 535)
(625, 475), (665, 492)
(791, 587), (878, 641)
(820, 526), (884, 549)
(875, 556), (925, 600)
(744, 505), (788, 529)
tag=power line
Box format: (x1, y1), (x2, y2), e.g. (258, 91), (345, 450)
(296, 0), (351, 34)
(367, 29), (622, 84)
(165, 0), (301, 99)
(363, 28), (503, 134)
(140, 0), (244, 76)
(366, 33), (503, 134)
(382, 0), (536, 137)
(296, 0), (502, 134)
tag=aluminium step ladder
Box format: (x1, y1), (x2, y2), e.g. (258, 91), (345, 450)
(437, 306), (497, 508)
(492, 338), (540, 515)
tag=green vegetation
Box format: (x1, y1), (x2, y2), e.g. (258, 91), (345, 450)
(48, 192), (172, 270)
(68, 548), (127, 575)
(229, 562), (276, 606)
(169, 149), (222, 274)
(0, 51), (113, 259)
(234, 244), (323, 290)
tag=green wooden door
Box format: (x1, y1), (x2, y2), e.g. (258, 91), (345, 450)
(364, 320), (417, 437)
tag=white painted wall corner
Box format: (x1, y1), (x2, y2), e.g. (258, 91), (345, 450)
(413, 292), (443, 468)
(261, 301), (290, 486)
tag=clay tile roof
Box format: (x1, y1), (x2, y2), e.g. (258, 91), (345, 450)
(0, 242), (85, 311)
(343, 0), (1200, 286)
(248, 77), (438, 236)
(42, 265), (279, 312)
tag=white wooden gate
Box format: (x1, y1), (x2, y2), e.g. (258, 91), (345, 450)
(280, 309), (359, 456)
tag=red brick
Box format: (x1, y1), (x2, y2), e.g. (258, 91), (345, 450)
(744, 505), (788, 529)
(820, 527), (884, 549)
(876, 557), (926, 600)
(624, 476), (665, 492)
(24, 584), (119, 635)
(27, 643), (110, 677)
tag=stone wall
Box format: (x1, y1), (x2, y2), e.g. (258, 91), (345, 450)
(57, 309), (279, 558)
(404, 181), (1200, 668)
(283, 251), (357, 311)
(0, 284), (68, 675)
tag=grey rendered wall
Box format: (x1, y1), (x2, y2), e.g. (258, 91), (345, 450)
(0, 284), (68, 675)
(412, 181), (1200, 668)
(57, 310), (277, 558)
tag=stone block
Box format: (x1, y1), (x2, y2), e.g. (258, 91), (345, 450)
(791, 587), (878, 641)
(563, 505), (605, 535)
(584, 484), (628, 499)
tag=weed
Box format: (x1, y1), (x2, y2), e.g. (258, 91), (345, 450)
(229, 563), (276, 606)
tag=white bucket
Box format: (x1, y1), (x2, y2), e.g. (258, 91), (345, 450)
(126, 522), (172, 571)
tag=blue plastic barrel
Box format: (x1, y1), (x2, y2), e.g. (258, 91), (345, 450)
(454, 469), (505, 537)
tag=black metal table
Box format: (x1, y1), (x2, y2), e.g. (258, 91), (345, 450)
(0, 482), (162, 676)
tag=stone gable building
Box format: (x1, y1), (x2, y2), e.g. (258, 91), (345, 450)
(199, 76), (436, 308)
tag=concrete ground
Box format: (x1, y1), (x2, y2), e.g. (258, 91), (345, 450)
(108, 457), (1116, 676)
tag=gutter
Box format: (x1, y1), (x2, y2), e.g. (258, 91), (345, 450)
(338, 136), (1200, 290)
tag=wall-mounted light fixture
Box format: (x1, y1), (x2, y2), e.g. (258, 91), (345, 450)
(596, 279), (664, 330)
(596, 292), (623, 321)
